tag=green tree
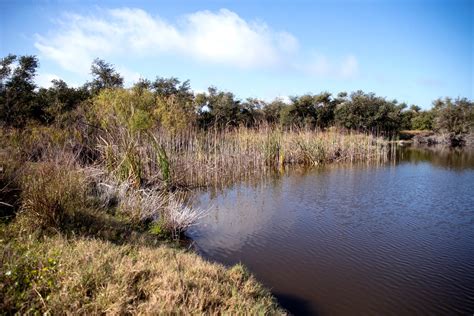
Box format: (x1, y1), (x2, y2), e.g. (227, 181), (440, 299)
(280, 93), (336, 129)
(195, 87), (241, 128)
(335, 91), (403, 134)
(411, 110), (435, 130)
(262, 99), (286, 125)
(37, 79), (89, 124)
(152, 77), (191, 98)
(433, 97), (473, 134)
(153, 78), (196, 134)
(399, 103), (417, 130)
(88, 58), (124, 94)
(0, 55), (39, 127)
(239, 98), (265, 127)
(92, 88), (155, 134)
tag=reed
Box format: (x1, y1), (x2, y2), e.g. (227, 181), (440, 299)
(96, 126), (390, 188)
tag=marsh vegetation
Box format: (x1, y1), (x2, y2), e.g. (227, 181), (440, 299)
(0, 55), (472, 314)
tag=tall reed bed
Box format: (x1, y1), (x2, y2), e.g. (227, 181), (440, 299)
(98, 126), (390, 189)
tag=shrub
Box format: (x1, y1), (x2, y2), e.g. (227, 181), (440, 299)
(154, 94), (196, 134)
(92, 88), (155, 134)
(411, 110), (435, 130)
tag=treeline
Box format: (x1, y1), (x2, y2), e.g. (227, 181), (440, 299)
(1, 54), (472, 135)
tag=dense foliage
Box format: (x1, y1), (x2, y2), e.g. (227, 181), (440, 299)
(1, 54), (472, 135)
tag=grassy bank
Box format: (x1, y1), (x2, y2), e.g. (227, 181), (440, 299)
(0, 229), (282, 314)
(0, 150), (283, 314)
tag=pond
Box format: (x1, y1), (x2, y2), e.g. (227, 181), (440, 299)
(188, 146), (474, 315)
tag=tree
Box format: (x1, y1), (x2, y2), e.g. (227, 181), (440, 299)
(133, 78), (152, 94)
(433, 97), (473, 134)
(153, 77), (196, 134)
(37, 79), (89, 124)
(152, 77), (192, 99)
(89, 58), (124, 93)
(239, 98), (265, 127)
(399, 103), (416, 130)
(0, 55), (39, 127)
(335, 91), (403, 134)
(195, 87), (241, 128)
(411, 110), (435, 130)
(92, 88), (155, 133)
(279, 93), (336, 129)
(262, 99), (286, 125)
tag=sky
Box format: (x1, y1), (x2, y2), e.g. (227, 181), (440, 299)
(1, 0), (473, 108)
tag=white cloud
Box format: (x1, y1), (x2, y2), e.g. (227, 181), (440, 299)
(35, 7), (359, 80)
(116, 66), (141, 86)
(36, 73), (60, 88)
(35, 8), (297, 74)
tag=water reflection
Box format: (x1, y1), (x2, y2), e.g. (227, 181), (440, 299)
(398, 145), (474, 170)
(188, 146), (474, 315)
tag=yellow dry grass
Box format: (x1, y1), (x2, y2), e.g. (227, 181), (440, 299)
(0, 233), (284, 315)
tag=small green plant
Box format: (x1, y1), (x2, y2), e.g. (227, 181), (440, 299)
(150, 135), (171, 188)
(0, 242), (59, 313)
(148, 219), (169, 238)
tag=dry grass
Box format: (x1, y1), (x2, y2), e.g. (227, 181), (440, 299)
(18, 161), (89, 232)
(0, 233), (284, 315)
(93, 172), (208, 238)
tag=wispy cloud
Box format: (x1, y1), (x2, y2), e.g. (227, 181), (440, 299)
(302, 53), (359, 79)
(36, 73), (60, 88)
(35, 7), (359, 81)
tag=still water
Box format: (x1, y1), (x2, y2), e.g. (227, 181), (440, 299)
(188, 146), (474, 315)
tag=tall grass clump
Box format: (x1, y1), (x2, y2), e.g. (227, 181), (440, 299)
(17, 160), (89, 232)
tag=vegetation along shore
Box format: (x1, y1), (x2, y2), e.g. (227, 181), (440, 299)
(1, 55), (473, 313)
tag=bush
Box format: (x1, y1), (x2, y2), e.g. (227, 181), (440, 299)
(92, 88), (155, 134)
(155, 94), (196, 134)
(411, 110), (435, 130)
(335, 91), (404, 134)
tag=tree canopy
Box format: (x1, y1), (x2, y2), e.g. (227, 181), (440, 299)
(1, 54), (472, 136)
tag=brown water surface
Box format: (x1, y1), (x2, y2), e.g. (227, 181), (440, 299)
(188, 146), (474, 315)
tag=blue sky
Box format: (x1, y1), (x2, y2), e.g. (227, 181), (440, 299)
(1, 0), (472, 108)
